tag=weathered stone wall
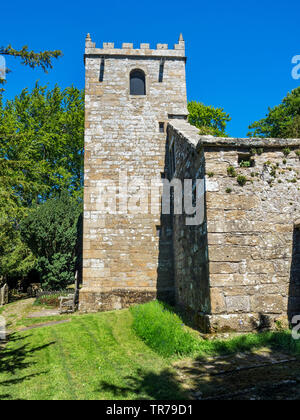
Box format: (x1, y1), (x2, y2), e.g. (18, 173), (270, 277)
(166, 123), (210, 329)
(80, 35), (187, 311)
(169, 120), (300, 332)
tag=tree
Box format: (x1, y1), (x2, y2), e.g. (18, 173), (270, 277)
(0, 84), (84, 202)
(0, 84), (84, 282)
(20, 192), (82, 290)
(187, 101), (231, 137)
(248, 87), (300, 138)
(0, 45), (62, 93)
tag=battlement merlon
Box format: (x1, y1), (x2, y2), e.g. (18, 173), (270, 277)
(84, 33), (186, 59)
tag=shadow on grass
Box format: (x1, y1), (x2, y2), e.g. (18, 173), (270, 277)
(175, 348), (300, 400)
(97, 344), (300, 400)
(0, 332), (54, 399)
(128, 300), (300, 399)
(97, 368), (189, 400)
(96, 345), (300, 400)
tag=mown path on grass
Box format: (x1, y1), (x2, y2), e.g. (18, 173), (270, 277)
(0, 299), (36, 332)
(0, 302), (188, 400)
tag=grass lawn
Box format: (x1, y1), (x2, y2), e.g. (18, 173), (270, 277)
(1, 299), (300, 400)
(0, 306), (188, 400)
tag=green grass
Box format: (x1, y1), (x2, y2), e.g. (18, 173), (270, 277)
(131, 301), (300, 359)
(0, 308), (188, 400)
(131, 301), (199, 357)
(1, 299), (300, 400)
(195, 330), (300, 358)
(15, 314), (72, 328)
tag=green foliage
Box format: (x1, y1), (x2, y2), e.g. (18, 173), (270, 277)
(34, 292), (69, 307)
(283, 148), (291, 157)
(248, 87), (300, 138)
(239, 160), (251, 168)
(0, 83), (84, 201)
(270, 166), (277, 177)
(130, 301), (300, 360)
(187, 101), (231, 137)
(0, 45), (62, 71)
(237, 175), (247, 186)
(225, 188), (232, 194)
(0, 224), (35, 280)
(0, 45), (62, 93)
(0, 84), (84, 281)
(227, 165), (237, 177)
(20, 192), (82, 290)
(130, 301), (199, 357)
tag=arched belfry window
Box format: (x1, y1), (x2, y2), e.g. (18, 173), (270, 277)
(130, 69), (146, 95)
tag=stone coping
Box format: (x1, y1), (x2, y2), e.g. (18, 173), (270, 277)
(84, 50), (186, 59)
(295, 219), (300, 229)
(168, 120), (300, 149)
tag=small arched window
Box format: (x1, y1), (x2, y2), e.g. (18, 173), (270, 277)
(130, 69), (146, 95)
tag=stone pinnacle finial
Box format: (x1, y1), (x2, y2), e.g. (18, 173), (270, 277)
(174, 33), (185, 51)
(85, 33), (95, 51)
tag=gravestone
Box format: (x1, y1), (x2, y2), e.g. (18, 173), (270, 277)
(0, 284), (8, 306)
(27, 283), (42, 297)
(0, 315), (5, 340)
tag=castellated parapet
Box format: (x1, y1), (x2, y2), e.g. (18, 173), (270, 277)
(84, 33), (186, 57)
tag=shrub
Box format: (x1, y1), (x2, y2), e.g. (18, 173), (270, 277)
(239, 160), (251, 168)
(227, 166), (237, 177)
(257, 148), (264, 156)
(270, 166), (277, 177)
(237, 175), (247, 186)
(20, 191), (82, 290)
(34, 292), (69, 307)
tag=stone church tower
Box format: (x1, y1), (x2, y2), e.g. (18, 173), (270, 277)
(81, 34), (300, 333)
(80, 34), (188, 311)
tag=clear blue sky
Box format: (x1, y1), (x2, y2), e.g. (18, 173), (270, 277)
(1, 0), (300, 137)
